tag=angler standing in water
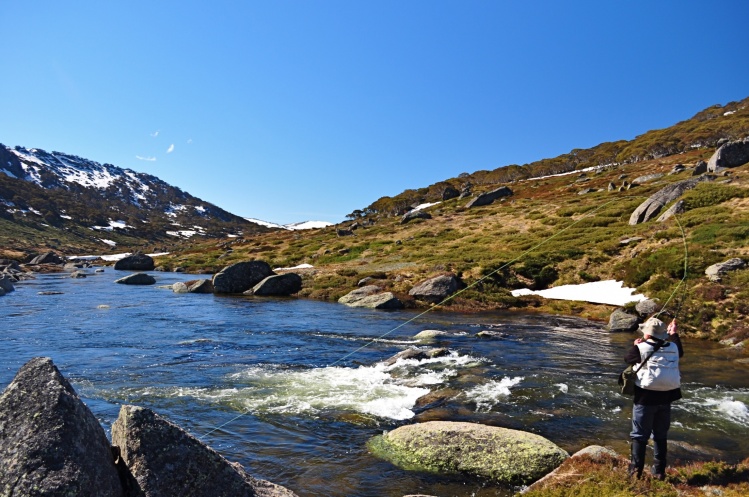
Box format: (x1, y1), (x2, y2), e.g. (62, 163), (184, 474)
(625, 316), (683, 480)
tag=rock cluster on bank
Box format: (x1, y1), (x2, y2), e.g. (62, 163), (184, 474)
(0, 357), (298, 497)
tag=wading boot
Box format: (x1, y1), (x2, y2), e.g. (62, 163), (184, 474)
(652, 438), (667, 480)
(628, 439), (646, 479)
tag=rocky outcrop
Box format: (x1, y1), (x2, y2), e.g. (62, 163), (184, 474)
(369, 421), (568, 485)
(465, 186), (513, 208)
(212, 261), (273, 294)
(656, 199), (685, 222)
(115, 273), (156, 285)
(114, 253), (155, 271)
(628, 176), (712, 225)
(345, 292), (404, 309)
(631, 173), (664, 184)
(705, 258), (746, 282)
(338, 285), (382, 305)
(408, 274), (461, 304)
(607, 308), (641, 332)
(246, 273), (302, 296)
(401, 211), (432, 224)
(186, 279), (214, 294)
(441, 185), (460, 200)
(30, 251), (65, 265)
(111, 405), (298, 497)
(0, 357), (124, 496)
(707, 137), (749, 172)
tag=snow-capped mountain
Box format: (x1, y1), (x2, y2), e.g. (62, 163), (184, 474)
(245, 218), (333, 230)
(0, 143), (272, 251)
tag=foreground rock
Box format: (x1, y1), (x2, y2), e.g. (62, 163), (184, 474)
(607, 308), (640, 332)
(707, 137), (749, 172)
(408, 274), (461, 304)
(370, 421), (567, 485)
(112, 405), (298, 497)
(246, 273), (302, 296)
(465, 186), (513, 208)
(213, 260), (273, 294)
(628, 176), (712, 225)
(0, 357), (124, 496)
(114, 253), (155, 271)
(115, 273), (156, 285)
(705, 258), (746, 282)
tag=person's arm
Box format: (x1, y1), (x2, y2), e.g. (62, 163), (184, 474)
(624, 344), (642, 365)
(668, 319), (684, 357)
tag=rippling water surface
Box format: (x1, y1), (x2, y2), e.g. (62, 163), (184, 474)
(2, 269), (749, 496)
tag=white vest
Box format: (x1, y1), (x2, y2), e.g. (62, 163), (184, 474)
(635, 340), (680, 391)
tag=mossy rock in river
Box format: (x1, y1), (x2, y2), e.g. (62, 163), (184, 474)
(368, 421), (568, 485)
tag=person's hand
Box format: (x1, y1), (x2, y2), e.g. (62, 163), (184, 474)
(668, 319), (678, 335)
(634, 338), (643, 345)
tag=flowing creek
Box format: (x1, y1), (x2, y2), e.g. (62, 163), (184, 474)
(2, 270), (749, 496)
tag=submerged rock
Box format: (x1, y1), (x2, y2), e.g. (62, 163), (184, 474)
(413, 330), (448, 341)
(115, 273), (156, 285)
(111, 405), (298, 497)
(383, 347), (449, 366)
(0, 357), (124, 496)
(369, 421), (568, 485)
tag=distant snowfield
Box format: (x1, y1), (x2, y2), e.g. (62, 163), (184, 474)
(245, 218), (333, 230)
(69, 252), (170, 262)
(511, 280), (646, 306)
(274, 263), (314, 271)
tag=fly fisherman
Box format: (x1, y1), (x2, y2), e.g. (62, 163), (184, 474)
(625, 316), (683, 480)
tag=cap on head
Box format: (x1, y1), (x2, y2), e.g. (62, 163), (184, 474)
(640, 317), (668, 340)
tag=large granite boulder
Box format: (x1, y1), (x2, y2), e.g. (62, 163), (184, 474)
(344, 291), (404, 310)
(0, 357), (124, 496)
(369, 421), (568, 485)
(628, 176), (712, 225)
(607, 308), (641, 332)
(656, 199), (686, 222)
(213, 261), (273, 294)
(408, 274), (461, 304)
(705, 258), (746, 282)
(338, 285), (382, 305)
(246, 273), (302, 296)
(30, 251), (65, 265)
(707, 137), (749, 172)
(114, 253), (155, 271)
(442, 185), (460, 200)
(111, 405), (298, 497)
(115, 273), (156, 285)
(187, 279), (214, 294)
(0, 275), (15, 293)
(401, 211), (432, 224)
(465, 186), (513, 208)
(635, 299), (661, 317)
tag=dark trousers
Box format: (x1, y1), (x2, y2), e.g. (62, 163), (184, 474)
(630, 403), (671, 476)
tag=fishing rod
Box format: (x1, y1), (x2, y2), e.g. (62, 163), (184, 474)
(199, 194), (690, 440)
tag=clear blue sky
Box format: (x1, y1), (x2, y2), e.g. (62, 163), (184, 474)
(1, 2), (747, 224)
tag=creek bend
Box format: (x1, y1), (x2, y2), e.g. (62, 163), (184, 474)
(2, 270), (748, 497)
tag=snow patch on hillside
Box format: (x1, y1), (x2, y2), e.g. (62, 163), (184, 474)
(511, 280), (646, 306)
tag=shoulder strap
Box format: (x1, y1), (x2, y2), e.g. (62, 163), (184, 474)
(633, 341), (665, 373)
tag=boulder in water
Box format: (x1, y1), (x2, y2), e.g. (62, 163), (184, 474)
(111, 405), (298, 497)
(187, 279), (214, 294)
(172, 282), (189, 293)
(369, 420), (568, 485)
(0, 357), (124, 496)
(70, 270), (88, 278)
(212, 260), (273, 294)
(345, 292), (404, 309)
(338, 285), (382, 305)
(247, 273), (302, 296)
(115, 273), (156, 285)
(0, 275), (15, 293)
(114, 253), (155, 271)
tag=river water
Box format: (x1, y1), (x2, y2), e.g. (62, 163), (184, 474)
(2, 269), (749, 496)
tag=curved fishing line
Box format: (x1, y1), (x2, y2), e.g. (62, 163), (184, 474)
(200, 194), (690, 439)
